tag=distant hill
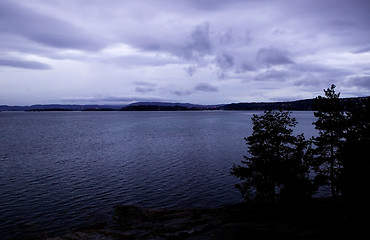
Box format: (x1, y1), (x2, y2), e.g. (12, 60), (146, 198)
(127, 102), (204, 108)
(121, 102), (224, 111)
(222, 97), (369, 111)
(122, 105), (192, 111)
(0, 104), (124, 111)
(121, 97), (369, 111)
(1, 97), (368, 112)
(222, 99), (315, 111)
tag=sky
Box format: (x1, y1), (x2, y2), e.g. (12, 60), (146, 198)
(0, 0), (369, 105)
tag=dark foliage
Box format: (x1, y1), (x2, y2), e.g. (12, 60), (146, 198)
(231, 111), (314, 204)
(222, 97), (369, 111)
(339, 97), (370, 208)
(224, 99), (314, 111)
(231, 85), (369, 209)
(312, 84), (347, 198)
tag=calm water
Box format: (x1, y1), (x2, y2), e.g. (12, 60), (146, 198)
(0, 111), (317, 238)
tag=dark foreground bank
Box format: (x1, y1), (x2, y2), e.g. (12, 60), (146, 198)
(29, 198), (368, 240)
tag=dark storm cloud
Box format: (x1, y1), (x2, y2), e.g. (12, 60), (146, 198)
(0, 0), (105, 51)
(126, 21), (213, 61)
(215, 53), (234, 79)
(238, 63), (255, 72)
(216, 53), (234, 70)
(153, 23), (211, 54)
(194, 83), (218, 92)
(256, 48), (294, 66)
(181, 22), (213, 60)
(0, 58), (51, 70)
(119, 21), (213, 72)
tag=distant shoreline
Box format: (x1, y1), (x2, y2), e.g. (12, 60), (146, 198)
(1, 96), (369, 112)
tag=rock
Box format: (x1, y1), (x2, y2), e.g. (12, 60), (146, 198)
(45, 200), (370, 240)
(114, 205), (148, 227)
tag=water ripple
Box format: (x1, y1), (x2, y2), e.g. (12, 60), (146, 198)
(0, 111), (317, 239)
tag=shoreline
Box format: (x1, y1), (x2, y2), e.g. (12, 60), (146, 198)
(41, 198), (369, 240)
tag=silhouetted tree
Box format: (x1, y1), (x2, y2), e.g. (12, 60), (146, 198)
(231, 111), (314, 204)
(339, 97), (370, 207)
(312, 84), (347, 199)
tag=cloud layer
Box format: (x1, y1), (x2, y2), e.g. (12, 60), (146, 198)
(0, 0), (369, 105)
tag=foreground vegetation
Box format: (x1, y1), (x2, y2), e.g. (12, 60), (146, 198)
(231, 84), (370, 210)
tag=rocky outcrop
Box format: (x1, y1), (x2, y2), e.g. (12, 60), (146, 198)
(46, 203), (262, 240)
(46, 200), (369, 240)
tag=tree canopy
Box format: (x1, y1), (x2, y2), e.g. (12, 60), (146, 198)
(232, 85), (370, 209)
(312, 84), (347, 198)
(231, 111), (314, 204)
(339, 97), (370, 207)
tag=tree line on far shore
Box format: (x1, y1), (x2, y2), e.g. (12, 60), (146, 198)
(231, 84), (370, 208)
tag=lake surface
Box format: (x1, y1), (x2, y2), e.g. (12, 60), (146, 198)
(0, 111), (317, 238)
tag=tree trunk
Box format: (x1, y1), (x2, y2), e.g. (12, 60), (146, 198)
(330, 131), (336, 199)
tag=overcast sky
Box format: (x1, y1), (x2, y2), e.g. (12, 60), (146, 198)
(1, 0), (369, 105)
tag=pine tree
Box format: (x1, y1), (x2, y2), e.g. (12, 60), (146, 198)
(339, 97), (370, 207)
(231, 111), (314, 204)
(312, 84), (346, 198)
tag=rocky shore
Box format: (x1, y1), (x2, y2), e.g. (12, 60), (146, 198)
(44, 199), (368, 240)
